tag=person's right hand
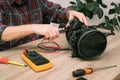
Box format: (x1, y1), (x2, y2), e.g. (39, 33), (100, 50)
(31, 24), (59, 41)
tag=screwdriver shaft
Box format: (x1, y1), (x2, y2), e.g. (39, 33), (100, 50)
(93, 65), (117, 71)
(8, 61), (27, 67)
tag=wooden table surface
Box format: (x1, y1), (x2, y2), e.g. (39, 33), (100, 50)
(0, 32), (120, 80)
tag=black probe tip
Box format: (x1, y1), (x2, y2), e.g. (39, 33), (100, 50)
(24, 65), (28, 67)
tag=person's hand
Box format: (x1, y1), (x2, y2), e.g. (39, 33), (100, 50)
(32, 24), (59, 41)
(66, 10), (88, 28)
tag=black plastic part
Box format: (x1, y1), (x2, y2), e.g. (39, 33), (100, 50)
(73, 69), (85, 77)
(77, 30), (107, 60)
(76, 77), (87, 80)
(66, 19), (108, 60)
(24, 50), (49, 66)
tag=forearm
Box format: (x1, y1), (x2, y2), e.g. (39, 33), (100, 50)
(1, 24), (60, 42)
(1, 24), (34, 41)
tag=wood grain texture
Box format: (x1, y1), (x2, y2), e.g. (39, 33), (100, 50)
(0, 32), (120, 80)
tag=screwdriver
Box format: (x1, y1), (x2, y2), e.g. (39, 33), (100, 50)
(73, 65), (117, 77)
(0, 56), (27, 67)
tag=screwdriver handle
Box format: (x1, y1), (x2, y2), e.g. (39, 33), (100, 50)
(72, 68), (93, 77)
(0, 56), (27, 67)
(84, 68), (93, 74)
(0, 57), (9, 64)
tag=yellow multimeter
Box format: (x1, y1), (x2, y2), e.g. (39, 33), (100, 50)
(20, 49), (52, 72)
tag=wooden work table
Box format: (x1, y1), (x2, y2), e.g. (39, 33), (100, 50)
(0, 32), (120, 80)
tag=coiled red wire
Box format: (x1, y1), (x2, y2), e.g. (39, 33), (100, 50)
(37, 39), (69, 53)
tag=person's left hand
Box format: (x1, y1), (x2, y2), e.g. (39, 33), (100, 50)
(66, 10), (88, 28)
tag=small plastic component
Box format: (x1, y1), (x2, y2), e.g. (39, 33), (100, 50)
(20, 49), (52, 72)
(73, 68), (93, 77)
(76, 77), (87, 80)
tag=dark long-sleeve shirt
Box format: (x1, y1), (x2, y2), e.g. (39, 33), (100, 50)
(0, 0), (68, 51)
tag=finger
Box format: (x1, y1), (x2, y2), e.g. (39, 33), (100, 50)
(81, 16), (88, 27)
(68, 14), (74, 22)
(66, 22), (70, 28)
(77, 17), (83, 23)
(66, 16), (74, 28)
(51, 25), (59, 38)
(48, 28), (57, 41)
(77, 13), (88, 27)
(44, 32), (49, 40)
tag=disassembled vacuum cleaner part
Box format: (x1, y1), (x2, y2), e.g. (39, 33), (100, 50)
(65, 19), (115, 60)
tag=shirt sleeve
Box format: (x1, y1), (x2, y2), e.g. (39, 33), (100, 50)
(0, 8), (7, 44)
(41, 0), (69, 23)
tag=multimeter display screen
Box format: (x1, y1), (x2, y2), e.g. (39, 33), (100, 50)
(25, 51), (49, 66)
